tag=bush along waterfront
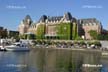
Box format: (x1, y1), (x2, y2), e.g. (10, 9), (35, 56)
(32, 40), (103, 50)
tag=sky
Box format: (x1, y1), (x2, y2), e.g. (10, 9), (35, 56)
(0, 0), (108, 31)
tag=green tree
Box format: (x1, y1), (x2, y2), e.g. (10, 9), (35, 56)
(97, 34), (104, 40)
(97, 34), (108, 40)
(0, 29), (8, 38)
(88, 30), (98, 40)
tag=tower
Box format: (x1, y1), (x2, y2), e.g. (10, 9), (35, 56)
(18, 15), (32, 35)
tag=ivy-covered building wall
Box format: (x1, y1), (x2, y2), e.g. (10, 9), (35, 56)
(56, 23), (71, 40)
(45, 22), (78, 40)
(35, 22), (78, 40)
(36, 24), (46, 39)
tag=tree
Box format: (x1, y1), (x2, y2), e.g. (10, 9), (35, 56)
(97, 34), (108, 40)
(88, 30), (98, 40)
(97, 34), (104, 40)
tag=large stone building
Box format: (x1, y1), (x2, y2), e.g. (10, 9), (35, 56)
(18, 12), (102, 40)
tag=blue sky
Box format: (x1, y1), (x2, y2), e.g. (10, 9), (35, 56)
(0, 0), (108, 30)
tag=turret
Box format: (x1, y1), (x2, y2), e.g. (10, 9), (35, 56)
(64, 12), (72, 21)
(23, 15), (32, 25)
(38, 15), (47, 23)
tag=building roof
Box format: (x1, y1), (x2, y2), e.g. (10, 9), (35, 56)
(78, 18), (101, 26)
(79, 18), (97, 23)
(47, 16), (63, 22)
(64, 12), (72, 21)
(29, 23), (36, 28)
(24, 15), (32, 21)
(38, 15), (47, 22)
(38, 12), (73, 23)
(0, 27), (3, 30)
(23, 15), (32, 24)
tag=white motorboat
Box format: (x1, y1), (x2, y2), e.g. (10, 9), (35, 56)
(5, 42), (30, 51)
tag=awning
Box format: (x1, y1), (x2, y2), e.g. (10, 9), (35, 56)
(44, 34), (58, 37)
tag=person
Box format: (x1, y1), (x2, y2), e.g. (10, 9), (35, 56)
(1, 39), (4, 45)
(20, 41), (22, 47)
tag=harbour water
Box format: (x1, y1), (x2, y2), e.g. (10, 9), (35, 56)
(0, 48), (107, 72)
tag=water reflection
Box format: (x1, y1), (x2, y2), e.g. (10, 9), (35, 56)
(101, 58), (108, 72)
(29, 48), (102, 72)
(0, 48), (102, 72)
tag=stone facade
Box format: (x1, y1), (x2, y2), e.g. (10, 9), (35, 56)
(78, 18), (102, 39)
(40, 12), (74, 37)
(18, 12), (102, 40)
(18, 15), (32, 35)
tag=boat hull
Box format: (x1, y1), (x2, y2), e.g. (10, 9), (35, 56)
(5, 47), (30, 51)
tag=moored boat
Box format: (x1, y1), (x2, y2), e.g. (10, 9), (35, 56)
(5, 42), (30, 51)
